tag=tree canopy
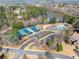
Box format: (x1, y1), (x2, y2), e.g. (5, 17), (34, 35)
(21, 6), (48, 19)
(12, 21), (24, 30)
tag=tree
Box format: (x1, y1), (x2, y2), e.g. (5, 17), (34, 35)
(7, 30), (18, 42)
(56, 43), (63, 51)
(63, 15), (79, 32)
(0, 52), (8, 59)
(63, 15), (75, 24)
(73, 20), (79, 30)
(0, 44), (2, 52)
(12, 21), (24, 30)
(49, 17), (56, 24)
(0, 6), (6, 19)
(0, 53), (5, 59)
(63, 27), (73, 44)
(47, 39), (55, 50)
(64, 29), (70, 43)
(58, 3), (65, 7)
(23, 6), (48, 19)
(54, 31), (64, 51)
(0, 6), (14, 30)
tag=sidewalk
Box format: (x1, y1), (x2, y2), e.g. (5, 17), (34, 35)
(2, 45), (19, 49)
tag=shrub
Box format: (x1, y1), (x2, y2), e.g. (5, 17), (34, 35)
(47, 40), (55, 47)
(56, 44), (63, 51)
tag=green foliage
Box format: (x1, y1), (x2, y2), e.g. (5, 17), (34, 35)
(0, 6), (9, 30)
(58, 3), (65, 7)
(63, 15), (79, 30)
(63, 15), (76, 24)
(64, 29), (70, 43)
(56, 44), (63, 51)
(0, 53), (5, 59)
(7, 30), (18, 42)
(0, 6), (6, 19)
(73, 20), (79, 29)
(0, 19), (9, 30)
(64, 29), (70, 37)
(49, 17), (56, 24)
(12, 21), (24, 30)
(0, 6), (17, 30)
(24, 6), (48, 18)
(48, 40), (54, 47)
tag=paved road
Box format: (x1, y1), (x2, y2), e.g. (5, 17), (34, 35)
(20, 40), (31, 49)
(20, 30), (43, 49)
(2, 48), (73, 59)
